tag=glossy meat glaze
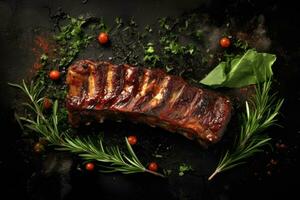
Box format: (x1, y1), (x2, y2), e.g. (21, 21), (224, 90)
(66, 60), (231, 147)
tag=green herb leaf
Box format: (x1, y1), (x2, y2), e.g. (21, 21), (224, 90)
(178, 163), (193, 176)
(144, 43), (160, 66)
(40, 54), (48, 66)
(200, 50), (276, 88)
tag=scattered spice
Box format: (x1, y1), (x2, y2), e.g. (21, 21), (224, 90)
(31, 35), (55, 70)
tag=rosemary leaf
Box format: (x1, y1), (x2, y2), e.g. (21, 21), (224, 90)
(10, 80), (164, 178)
(208, 80), (283, 180)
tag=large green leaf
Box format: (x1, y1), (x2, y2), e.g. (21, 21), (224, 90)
(200, 50), (276, 88)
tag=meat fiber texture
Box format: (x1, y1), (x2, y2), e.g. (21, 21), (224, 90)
(66, 60), (232, 147)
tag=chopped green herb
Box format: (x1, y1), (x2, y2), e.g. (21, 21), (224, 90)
(152, 154), (163, 158)
(165, 65), (174, 72)
(163, 169), (172, 176)
(195, 29), (204, 40)
(158, 17), (170, 30)
(145, 25), (153, 33)
(234, 39), (249, 51)
(178, 163), (193, 176)
(40, 53), (48, 66)
(164, 41), (184, 55)
(55, 16), (93, 68)
(143, 43), (160, 66)
(96, 18), (109, 32)
(115, 17), (123, 29)
(162, 39), (196, 56)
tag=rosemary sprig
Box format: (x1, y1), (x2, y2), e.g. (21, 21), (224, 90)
(59, 134), (163, 176)
(9, 80), (164, 177)
(9, 81), (61, 144)
(208, 80), (283, 180)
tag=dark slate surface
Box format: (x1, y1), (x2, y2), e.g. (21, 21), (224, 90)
(0, 0), (299, 199)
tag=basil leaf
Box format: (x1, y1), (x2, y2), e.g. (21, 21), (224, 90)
(200, 62), (227, 86)
(200, 50), (276, 88)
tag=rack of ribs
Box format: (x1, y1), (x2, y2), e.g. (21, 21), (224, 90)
(66, 60), (232, 147)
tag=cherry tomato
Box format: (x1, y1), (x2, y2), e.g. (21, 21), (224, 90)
(34, 142), (45, 153)
(127, 135), (137, 145)
(43, 98), (53, 110)
(148, 162), (158, 172)
(49, 70), (60, 80)
(85, 162), (95, 171)
(219, 37), (231, 48)
(97, 32), (109, 45)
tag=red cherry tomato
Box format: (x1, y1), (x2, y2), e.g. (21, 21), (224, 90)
(43, 98), (53, 110)
(34, 142), (44, 153)
(97, 32), (109, 45)
(85, 162), (95, 171)
(219, 37), (231, 48)
(148, 162), (158, 172)
(127, 135), (137, 145)
(49, 70), (60, 80)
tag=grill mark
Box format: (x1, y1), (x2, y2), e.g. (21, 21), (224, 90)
(169, 87), (198, 123)
(88, 64), (96, 98)
(141, 75), (171, 113)
(101, 64), (124, 107)
(106, 65), (114, 94)
(183, 91), (201, 117)
(112, 66), (141, 110)
(109, 64), (125, 105)
(132, 69), (167, 112)
(125, 68), (154, 111)
(95, 62), (109, 109)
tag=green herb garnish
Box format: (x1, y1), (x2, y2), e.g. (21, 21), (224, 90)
(178, 163), (193, 176)
(143, 42), (160, 66)
(208, 80), (283, 180)
(163, 169), (172, 176)
(40, 53), (48, 66)
(200, 49), (276, 88)
(55, 16), (93, 68)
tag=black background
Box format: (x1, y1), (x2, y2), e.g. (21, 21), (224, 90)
(1, 0), (300, 199)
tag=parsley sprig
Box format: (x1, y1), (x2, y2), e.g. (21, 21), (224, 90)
(55, 16), (93, 68)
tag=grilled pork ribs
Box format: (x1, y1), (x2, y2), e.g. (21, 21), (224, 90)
(66, 60), (231, 147)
